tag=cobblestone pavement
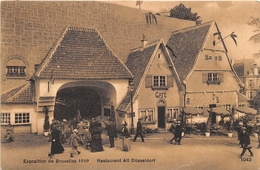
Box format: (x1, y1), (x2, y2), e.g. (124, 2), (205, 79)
(1, 132), (260, 170)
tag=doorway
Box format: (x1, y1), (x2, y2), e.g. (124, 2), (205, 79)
(158, 106), (166, 128)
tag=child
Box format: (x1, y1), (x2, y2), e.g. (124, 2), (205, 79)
(68, 129), (81, 157)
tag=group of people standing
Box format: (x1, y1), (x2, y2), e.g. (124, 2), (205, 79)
(169, 120), (183, 145)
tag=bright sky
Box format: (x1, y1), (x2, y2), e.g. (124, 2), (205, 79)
(107, 1), (260, 61)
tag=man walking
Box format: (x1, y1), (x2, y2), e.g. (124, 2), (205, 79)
(105, 118), (118, 148)
(174, 121), (182, 145)
(133, 118), (144, 142)
(239, 126), (253, 158)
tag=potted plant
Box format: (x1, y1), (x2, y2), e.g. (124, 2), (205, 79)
(205, 113), (212, 137)
(43, 106), (50, 136)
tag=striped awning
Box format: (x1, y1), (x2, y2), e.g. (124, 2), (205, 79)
(236, 107), (257, 114)
(183, 107), (204, 115)
(208, 107), (230, 115)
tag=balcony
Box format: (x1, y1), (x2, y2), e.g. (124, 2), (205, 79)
(207, 79), (221, 85)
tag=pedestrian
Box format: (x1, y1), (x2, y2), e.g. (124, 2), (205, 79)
(70, 117), (78, 133)
(121, 121), (130, 151)
(174, 121), (182, 145)
(83, 128), (92, 150)
(253, 118), (260, 148)
(169, 119), (177, 144)
(48, 124), (64, 158)
(237, 122), (243, 148)
(104, 118), (118, 148)
(68, 129), (81, 157)
(90, 119), (104, 152)
(133, 118), (144, 142)
(4, 123), (14, 143)
(60, 119), (67, 144)
(77, 120), (86, 142)
(239, 126), (253, 158)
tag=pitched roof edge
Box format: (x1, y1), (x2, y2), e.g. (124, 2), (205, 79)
(171, 20), (215, 35)
(34, 25), (71, 78)
(94, 29), (134, 79)
(183, 21), (215, 82)
(2, 82), (30, 103)
(119, 40), (162, 112)
(129, 39), (162, 53)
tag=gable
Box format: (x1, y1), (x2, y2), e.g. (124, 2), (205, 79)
(34, 26), (133, 80)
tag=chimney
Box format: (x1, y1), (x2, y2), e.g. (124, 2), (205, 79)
(141, 34), (147, 48)
(253, 64), (259, 76)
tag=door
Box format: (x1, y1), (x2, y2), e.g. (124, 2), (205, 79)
(158, 106), (166, 128)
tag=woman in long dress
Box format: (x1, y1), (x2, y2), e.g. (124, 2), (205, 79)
(121, 121), (130, 152)
(49, 124), (64, 158)
(90, 121), (104, 152)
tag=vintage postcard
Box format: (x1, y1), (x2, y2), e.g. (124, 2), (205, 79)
(1, 1), (260, 170)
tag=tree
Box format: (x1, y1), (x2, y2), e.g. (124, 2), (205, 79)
(169, 3), (201, 23)
(248, 16), (260, 58)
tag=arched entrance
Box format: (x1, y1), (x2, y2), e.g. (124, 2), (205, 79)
(54, 87), (101, 121)
(53, 81), (117, 122)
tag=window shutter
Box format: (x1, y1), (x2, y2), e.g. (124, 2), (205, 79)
(145, 74), (153, 88)
(219, 73), (224, 82)
(167, 75), (174, 87)
(202, 73), (208, 83)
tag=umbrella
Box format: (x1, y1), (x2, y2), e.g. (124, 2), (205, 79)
(236, 107), (257, 115)
(208, 107), (230, 115)
(183, 107), (204, 125)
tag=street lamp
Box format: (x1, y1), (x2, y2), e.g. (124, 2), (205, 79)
(129, 81), (134, 134)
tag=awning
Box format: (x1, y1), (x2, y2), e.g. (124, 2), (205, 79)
(236, 107), (257, 115)
(183, 107), (204, 115)
(208, 107), (230, 115)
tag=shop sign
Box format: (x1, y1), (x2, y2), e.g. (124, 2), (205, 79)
(155, 92), (167, 98)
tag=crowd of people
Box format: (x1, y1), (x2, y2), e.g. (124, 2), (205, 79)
(48, 116), (134, 158)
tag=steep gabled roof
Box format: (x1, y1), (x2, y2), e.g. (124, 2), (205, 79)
(117, 39), (181, 112)
(34, 26), (133, 80)
(166, 21), (214, 81)
(117, 41), (158, 112)
(1, 81), (36, 104)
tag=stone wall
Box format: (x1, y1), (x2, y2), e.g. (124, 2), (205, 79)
(1, 1), (194, 92)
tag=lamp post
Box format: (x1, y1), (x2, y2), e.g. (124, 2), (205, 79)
(129, 81), (134, 134)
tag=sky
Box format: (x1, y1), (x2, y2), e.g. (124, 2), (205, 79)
(107, 1), (260, 62)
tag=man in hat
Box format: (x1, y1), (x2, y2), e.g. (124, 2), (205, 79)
(133, 118), (144, 142)
(169, 119), (177, 144)
(60, 119), (67, 143)
(239, 126), (253, 158)
(104, 117), (118, 148)
(174, 121), (183, 145)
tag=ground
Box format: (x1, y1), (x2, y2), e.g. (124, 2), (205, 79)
(1, 133), (260, 170)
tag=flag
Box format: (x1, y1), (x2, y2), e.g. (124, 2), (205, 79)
(230, 32), (237, 46)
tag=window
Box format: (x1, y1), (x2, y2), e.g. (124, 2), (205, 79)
(153, 75), (166, 87)
(186, 98), (190, 105)
(218, 56), (222, 61)
(15, 113), (30, 124)
(0, 113), (10, 124)
(207, 73), (220, 84)
(205, 55), (212, 60)
(249, 91), (253, 99)
(140, 109), (154, 121)
(166, 108), (179, 119)
(215, 56), (218, 60)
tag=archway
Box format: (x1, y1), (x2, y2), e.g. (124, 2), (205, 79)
(54, 87), (101, 121)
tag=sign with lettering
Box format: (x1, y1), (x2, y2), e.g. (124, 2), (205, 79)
(155, 92), (167, 98)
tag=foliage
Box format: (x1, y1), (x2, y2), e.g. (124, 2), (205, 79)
(248, 16), (260, 44)
(43, 112), (50, 132)
(169, 3), (201, 22)
(145, 12), (158, 26)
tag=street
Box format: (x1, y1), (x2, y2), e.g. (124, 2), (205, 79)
(1, 134), (260, 170)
